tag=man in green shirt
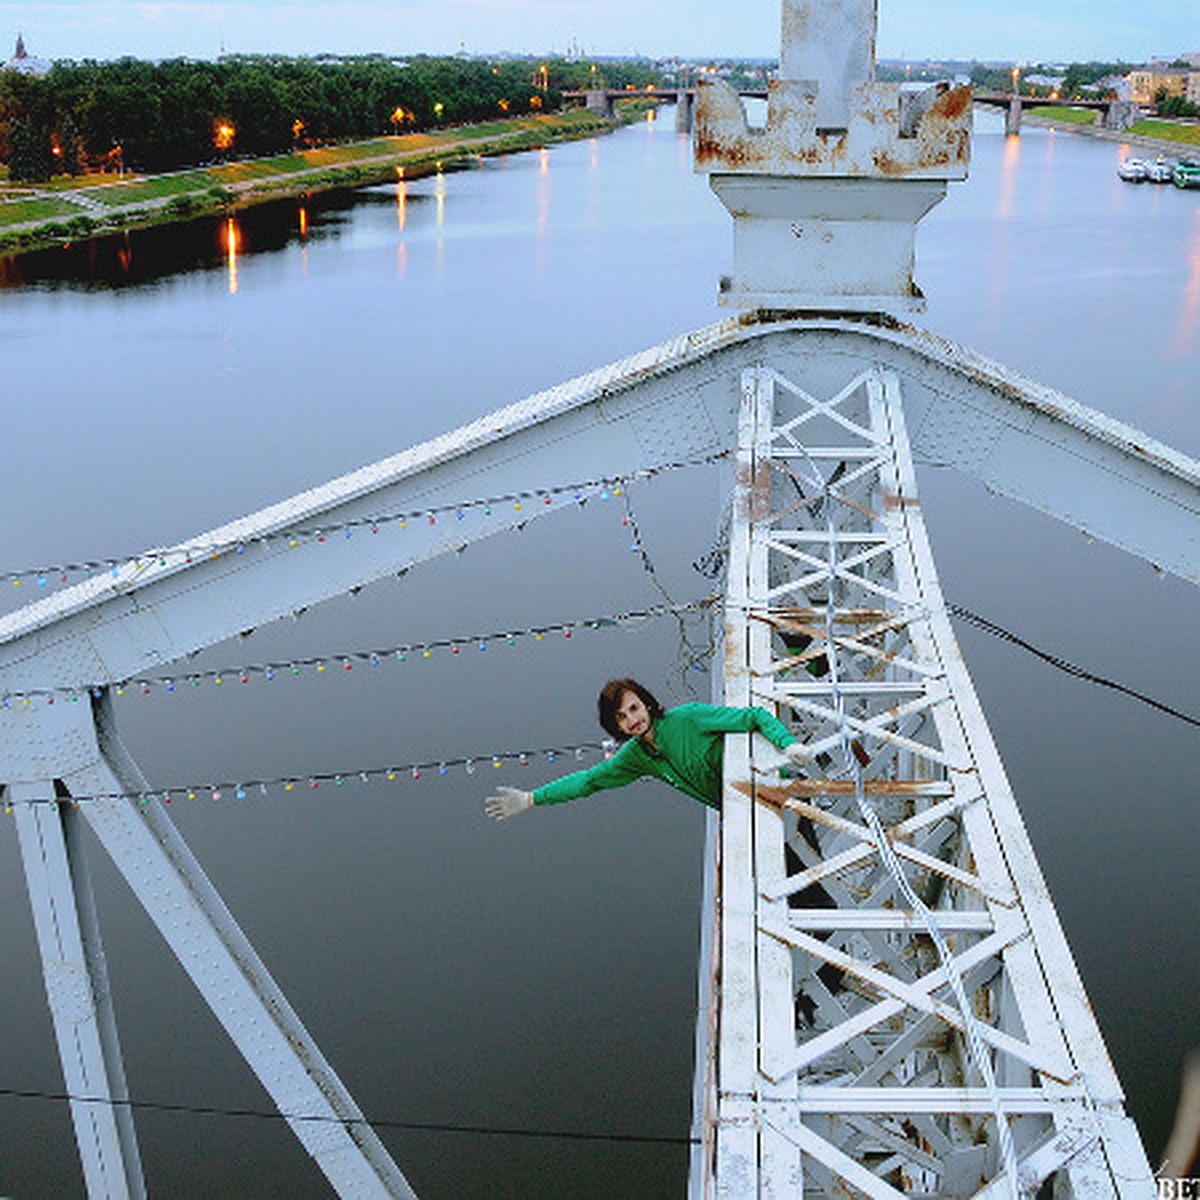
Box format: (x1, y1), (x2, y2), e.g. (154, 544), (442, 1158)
(484, 677), (808, 819)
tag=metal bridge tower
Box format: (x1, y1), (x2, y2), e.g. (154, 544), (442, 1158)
(1, 2), (1197, 1197)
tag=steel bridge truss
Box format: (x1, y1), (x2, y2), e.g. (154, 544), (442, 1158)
(5, 315), (1190, 1197)
(701, 362), (1154, 1198)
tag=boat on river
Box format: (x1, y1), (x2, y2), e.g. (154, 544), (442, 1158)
(1118, 156), (1148, 181)
(1174, 158), (1200, 188)
(1146, 156), (1174, 183)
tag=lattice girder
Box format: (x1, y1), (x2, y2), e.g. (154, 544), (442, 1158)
(703, 362), (1154, 1199)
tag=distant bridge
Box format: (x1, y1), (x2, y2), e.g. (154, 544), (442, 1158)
(565, 86), (1144, 137)
(972, 91), (1144, 135)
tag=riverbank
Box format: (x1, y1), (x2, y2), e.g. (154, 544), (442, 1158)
(0, 106), (639, 255)
(1024, 108), (1200, 154)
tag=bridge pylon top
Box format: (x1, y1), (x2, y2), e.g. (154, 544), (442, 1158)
(695, 0), (972, 314)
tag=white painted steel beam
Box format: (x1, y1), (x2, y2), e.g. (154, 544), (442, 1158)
(700, 359), (1158, 1198)
(11, 779), (145, 1200)
(1, 318), (1195, 727)
(66, 695), (416, 1199)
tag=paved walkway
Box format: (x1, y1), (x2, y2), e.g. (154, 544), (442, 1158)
(0, 117), (607, 243)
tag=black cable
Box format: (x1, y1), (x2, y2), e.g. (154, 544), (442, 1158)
(947, 603), (1200, 730)
(0, 1085), (699, 1147)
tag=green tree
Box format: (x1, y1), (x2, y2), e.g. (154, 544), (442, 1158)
(56, 112), (86, 174)
(8, 116), (53, 181)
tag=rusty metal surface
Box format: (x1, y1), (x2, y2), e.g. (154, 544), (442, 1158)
(695, 78), (972, 180)
(698, 358), (1156, 1198)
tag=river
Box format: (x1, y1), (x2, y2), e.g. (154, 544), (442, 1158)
(1, 108), (1197, 1197)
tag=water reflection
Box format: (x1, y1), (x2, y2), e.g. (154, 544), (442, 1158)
(995, 132), (1021, 220)
(982, 133), (1021, 333)
(1036, 128), (1056, 215)
(537, 146), (551, 240)
(1174, 206), (1200, 360)
(0, 189), (407, 292)
(0, 118), (1197, 1200)
(223, 215), (240, 294)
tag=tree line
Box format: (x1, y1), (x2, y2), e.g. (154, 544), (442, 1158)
(0, 54), (650, 182)
(966, 61), (1135, 99)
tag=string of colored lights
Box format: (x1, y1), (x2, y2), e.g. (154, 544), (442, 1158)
(1, 740), (613, 813)
(0, 598), (717, 708)
(1, 452), (729, 591)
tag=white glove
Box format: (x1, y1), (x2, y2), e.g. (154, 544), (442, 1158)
(484, 786), (534, 822)
(784, 742), (810, 769)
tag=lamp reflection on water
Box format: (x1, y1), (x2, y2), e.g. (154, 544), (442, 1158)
(980, 131), (1022, 334)
(996, 131), (1021, 221)
(396, 175), (409, 278)
(536, 148), (551, 240)
(223, 215), (240, 294)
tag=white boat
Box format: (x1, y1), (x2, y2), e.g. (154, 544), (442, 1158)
(1118, 156), (1149, 181)
(1146, 157), (1175, 183)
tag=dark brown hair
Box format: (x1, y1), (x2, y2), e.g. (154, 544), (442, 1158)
(597, 678), (664, 740)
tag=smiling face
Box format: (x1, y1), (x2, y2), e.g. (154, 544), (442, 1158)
(614, 689), (653, 740)
(597, 677), (663, 741)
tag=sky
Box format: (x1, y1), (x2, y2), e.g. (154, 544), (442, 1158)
(1, 0), (1194, 66)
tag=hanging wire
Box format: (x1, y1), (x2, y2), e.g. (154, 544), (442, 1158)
(2, 740), (612, 810)
(791, 442), (1026, 1200)
(0, 598), (716, 708)
(619, 484), (718, 692)
(0, 1085), (698, 1148)
(947, 604), (1200, 730)
(0, 452), (728, 592)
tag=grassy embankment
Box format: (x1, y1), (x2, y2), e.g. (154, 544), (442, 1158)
(0, 106), (642, 254)
(1026, 106), (1200, 150)
(1124, 118), (1200, 148)
(1026, 106), (1098, 126)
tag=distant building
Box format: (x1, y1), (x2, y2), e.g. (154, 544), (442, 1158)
(5, 32), (51, 75)
(1128, 69), (1193, 104)
(1024, 72), (1066, 92)
(1149, 52), (1200, 70)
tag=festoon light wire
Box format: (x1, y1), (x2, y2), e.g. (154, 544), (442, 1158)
(1, 597), (716, 707)
(0, 452), (729, 591)
(793, 446), (1026, 1200)
(3, 740), (613, 810)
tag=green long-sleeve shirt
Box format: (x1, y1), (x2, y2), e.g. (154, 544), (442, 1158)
(533, 703), (796, 811)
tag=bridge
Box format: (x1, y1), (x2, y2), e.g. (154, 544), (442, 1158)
(567, 88), (1144, 138)
(3, 1), (1197, 1197)
(971, 92), (1143, 135)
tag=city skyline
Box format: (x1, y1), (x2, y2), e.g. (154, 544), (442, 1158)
(2, 1), (1193, 66)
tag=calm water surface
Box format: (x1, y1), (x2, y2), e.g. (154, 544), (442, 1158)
(1, 111), (1198, 1196)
